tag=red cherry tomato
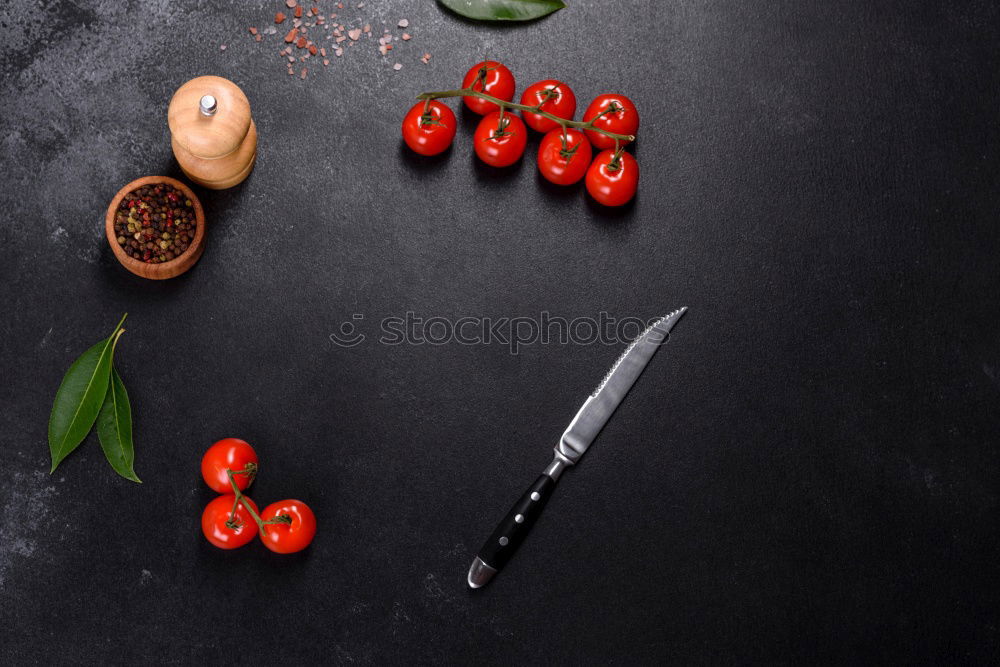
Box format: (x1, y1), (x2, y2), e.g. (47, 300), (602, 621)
(586, 150), (640, 207)
(519, 79), (577, 133)
(461, 61), (516, 115)
(473, 112), (527, 168)
(582, 94), (639, 150)
(201, 438), (258, 494)
(202, 495), (259, 549)
(401, 100), (456, 156)
(260, 500), (317, 554)
(537, 128), (592, 185)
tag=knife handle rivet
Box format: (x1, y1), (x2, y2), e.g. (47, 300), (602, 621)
(530, 492), (540, 501)
(514, 514), (524, 523)
(499, 537), (509, 546)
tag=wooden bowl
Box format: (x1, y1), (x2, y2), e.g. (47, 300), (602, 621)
(105, 176), (205, 280)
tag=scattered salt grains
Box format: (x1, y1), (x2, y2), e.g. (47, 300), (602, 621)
(220, 44), (227, 51)
(252, 2), (423, 81)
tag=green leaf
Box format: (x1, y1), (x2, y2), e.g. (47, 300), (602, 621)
(438, 0), (566, 22)
(97, 367), (141, 483)
(48, 315), (126, 473)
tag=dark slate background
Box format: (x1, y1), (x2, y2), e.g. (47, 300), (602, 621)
(1, 0), (998, 664)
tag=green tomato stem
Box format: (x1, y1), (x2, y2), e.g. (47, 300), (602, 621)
(416, 88), (636, 143)
(226, 468), (269, 534)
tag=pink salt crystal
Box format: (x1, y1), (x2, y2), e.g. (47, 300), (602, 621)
(398, 19), (409, 28)
(286, 0), (297, 7)
(220, 44), (227, 51)
(348, 28), (361, 40)
(363, 24), (371, 33)
(323, 59), (329, 65)
(402, 33), (411, 41)
(393, 63), (402, 70)
(301, 68), (308, 79)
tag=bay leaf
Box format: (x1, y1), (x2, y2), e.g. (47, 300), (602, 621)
(438, 0), (566, 22)
(97, 367), (141, 483)
(48, 315), (126, 473)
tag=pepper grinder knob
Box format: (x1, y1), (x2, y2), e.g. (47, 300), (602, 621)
(199, 94), (217, 116)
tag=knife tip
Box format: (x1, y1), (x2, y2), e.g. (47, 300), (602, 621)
(662, 306), (688, 324)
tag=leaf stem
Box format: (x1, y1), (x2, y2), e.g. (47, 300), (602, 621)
(416, 88), (636, 142)
(111, 313), (128, 336)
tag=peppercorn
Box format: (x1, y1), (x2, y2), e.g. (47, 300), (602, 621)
(113, 183), (197, 263)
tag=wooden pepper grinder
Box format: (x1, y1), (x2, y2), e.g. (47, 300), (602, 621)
(168, 76), (257, 189)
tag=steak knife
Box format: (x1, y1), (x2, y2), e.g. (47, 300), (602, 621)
(467, 307), (688, 588)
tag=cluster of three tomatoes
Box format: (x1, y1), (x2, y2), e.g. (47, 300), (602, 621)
(402, 61), (640, 206)
(200, 438), (316, 553)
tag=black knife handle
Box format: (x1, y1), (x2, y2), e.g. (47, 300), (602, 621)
(469, 474), (557, 587)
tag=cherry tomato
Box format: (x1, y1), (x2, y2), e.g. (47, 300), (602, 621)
(461, 61), (516, 115)
(519, 80), (577, 133)
(537, 128), (592, 185)
(201, 438), (258, 494)
(202, 495), (259, 549)
(473, 112), (527, 168)
(401, 100), (457, 156)
(260, 500), (317, 554)
(586, 150), (640, 207)
(582, 94), (639, 150)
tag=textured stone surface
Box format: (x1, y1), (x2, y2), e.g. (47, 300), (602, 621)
(1, 0), (999, 663)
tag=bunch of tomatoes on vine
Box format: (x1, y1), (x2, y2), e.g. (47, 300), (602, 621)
(402, 61), (640, 207)
(200, 438), (316, 553)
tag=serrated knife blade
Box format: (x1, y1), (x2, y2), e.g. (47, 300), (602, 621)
(467, 307), (688, 588)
